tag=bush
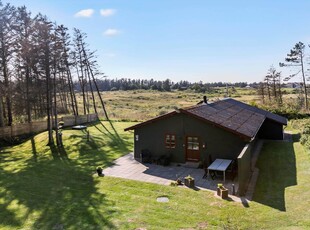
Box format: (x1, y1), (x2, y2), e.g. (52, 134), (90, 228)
(302, 124), (310, 135)
(300, 135), (309, 145)
(300, 122), (310, 150)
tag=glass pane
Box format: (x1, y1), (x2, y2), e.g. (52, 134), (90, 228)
(193, 143), (199, 150)
(171, 135), (175, 140)
(187, 136), (199, 150)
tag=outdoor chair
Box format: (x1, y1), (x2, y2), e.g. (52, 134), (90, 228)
(159, 154), (171, 166)
(140, 149), (152, 163)
(203, 167), (216, 180)
(152, 155), (161, 164)
(226, 160), (237, 180)
(202, 156), (215, 179)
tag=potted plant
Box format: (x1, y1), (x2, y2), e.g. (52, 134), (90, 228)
(171, 177), (183, 187)
(170, 181), (178, 186)
(217, 184), (229, 199)
(176, 177), (183, 185)
(184, 175), (195, 188)
(217, 183), (223, 196)
(96, 166), (103, 176)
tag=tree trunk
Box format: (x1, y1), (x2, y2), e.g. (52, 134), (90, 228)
(25, 65), (32, 123)
(45, 51), (54, 145)
(53, 71), (60, 146)
(75, 63), (87, 115)
(66, 68), (78, 115)
(1, 39), (13, 126)
(85, 65), (98, 114)
(300, 54), (308, 110)
(87, 64), (109, 120)
(0, 96), (4, 127)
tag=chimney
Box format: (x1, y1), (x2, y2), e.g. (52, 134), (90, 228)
(203, 96), (208, 104)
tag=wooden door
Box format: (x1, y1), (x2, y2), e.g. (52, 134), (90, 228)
(186, 136), (200, 161)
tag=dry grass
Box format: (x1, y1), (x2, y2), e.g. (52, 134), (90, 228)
(78, 89), (263, 121)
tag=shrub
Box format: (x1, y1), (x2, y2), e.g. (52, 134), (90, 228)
(170, 181), (178, 186)
(302, 124), (310, 135)
(300, 121), (310, 150)
(300, 135), (309, 145)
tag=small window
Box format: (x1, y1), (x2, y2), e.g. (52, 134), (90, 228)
(187, 136), (199, 150)
(165, 134), (176, 148)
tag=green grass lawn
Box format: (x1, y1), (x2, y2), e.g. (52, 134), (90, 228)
(0, 121), (310, 229)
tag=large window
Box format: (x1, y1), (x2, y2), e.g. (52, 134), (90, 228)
(165, 134), (176, 148)
(187, 136), (199, 150)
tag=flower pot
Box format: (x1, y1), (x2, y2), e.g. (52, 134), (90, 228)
(184, 178), (195, 188)
(216, 185), (229, 199)
(96, 168), (103, 176)
(217, 187), (221, 196)
(220, 187), (229, 199)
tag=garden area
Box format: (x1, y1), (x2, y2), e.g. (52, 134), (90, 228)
(0, 119), (309, 229)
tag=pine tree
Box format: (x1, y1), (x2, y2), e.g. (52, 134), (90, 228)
(279, 42), (308, 110)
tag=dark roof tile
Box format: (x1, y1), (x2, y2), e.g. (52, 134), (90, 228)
(222, 98), (287, 125)
(125, 98), (287, 140)
(185, 99), (273, 138)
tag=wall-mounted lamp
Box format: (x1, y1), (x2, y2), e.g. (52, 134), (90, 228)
(135, 135), (139, 141)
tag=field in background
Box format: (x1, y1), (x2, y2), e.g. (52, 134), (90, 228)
(76, 88), (261, 121)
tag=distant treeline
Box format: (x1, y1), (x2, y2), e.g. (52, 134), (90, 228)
(74, 78), (249, 92)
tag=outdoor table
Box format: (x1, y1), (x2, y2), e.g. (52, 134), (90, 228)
(207, 158), (232, 182)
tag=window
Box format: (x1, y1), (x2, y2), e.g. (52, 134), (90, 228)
(187, 136), (199, 150)
(165, 134), (176, 148)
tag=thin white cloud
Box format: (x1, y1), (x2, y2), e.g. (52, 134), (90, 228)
(74, 9), (94, 18)
(104, 29), (120, 36)
(100, 9), (116, 17)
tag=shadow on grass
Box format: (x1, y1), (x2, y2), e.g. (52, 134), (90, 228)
(0, 139), (117, 229)
(93, 121), (128, 150)
(49, 144), (69, 163)
(252, 141), (297, 211)
(292, 133), (301, 142)
(30, 137), (37, 162)
(0, 119), (133, 228)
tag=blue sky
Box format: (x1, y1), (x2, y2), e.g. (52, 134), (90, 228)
(3, 0), (310, 83)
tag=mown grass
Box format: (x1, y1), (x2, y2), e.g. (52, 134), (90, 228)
(0, 121), (135, 229)
(0, 120), (310, 229)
